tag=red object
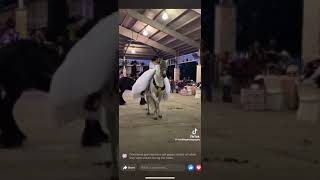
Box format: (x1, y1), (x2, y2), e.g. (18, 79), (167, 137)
(195, 164), (201, 172)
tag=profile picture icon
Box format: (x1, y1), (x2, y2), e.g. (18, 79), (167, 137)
(122, 153), (128, 159)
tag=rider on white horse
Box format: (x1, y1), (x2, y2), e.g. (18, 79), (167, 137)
(138, 57), (160, 105)
(132, 58), (170, 119)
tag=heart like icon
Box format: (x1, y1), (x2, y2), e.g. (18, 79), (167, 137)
(195, 164), (201, 172)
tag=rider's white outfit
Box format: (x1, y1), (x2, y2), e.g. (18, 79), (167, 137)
(132, 61), (171, 100)
(149, 61), (156, 69)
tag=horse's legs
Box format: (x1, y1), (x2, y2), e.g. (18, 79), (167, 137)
(140, 91), (146, 105)
(104, 94), (119, 180)
(81, 117), (109, 147)
(151, 92), (159, 120)
(146, 94), (150, 115)
(158, 96), (162, 119)
(155, 100), (159, 120)
(0, 88), (26, 148)
(119, 90), (126, 105)
(82, 94), (109, 147)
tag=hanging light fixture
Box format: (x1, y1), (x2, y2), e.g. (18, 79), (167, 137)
(143, 30), (148, 36)
(162, 10), (168, 20)
(131, 49), (136, 54)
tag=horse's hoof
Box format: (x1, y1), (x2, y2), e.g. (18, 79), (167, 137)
(0, 132), (25, 149)
(120, 101), (126, 105)
(81, 122), (109, 147)
(153, 117), (158, 120)
(147, 112), (150, 115)
(140, 98), (147, 105)
(159, 115), (163, 119)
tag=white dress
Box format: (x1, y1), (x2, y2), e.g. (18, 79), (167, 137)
(132, 65), (171, 100)
(149, 61), (156, 69)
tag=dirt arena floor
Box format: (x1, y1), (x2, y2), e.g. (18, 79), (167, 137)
(1, 90), (320, 180)
(201, 92), (320, 180)
(0, 91), (110, 180)
(119, 91), (201, 163)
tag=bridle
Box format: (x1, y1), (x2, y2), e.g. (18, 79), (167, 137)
(152, 77), (165, 91)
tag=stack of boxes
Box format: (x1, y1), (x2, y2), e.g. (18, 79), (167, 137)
(241, 88), (266, 111)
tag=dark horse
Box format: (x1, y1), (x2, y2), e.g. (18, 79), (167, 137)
(0, 40), (107, 148)
(119, 77), (134, 105)
(0, 40), (62, 147)
(119, 76), (146, 105)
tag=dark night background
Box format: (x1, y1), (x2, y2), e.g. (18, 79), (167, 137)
(1, 0), (303, 56)
(202, 0), (303, 57)
(236, 0), (303, 56)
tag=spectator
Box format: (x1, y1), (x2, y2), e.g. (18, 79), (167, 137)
(131, 61), (137, 80)
(31, 29), (46, 44)
(56, 35), (72, 58)
(221, 69), (232, 103)
(0, 18), (19, 45)
(201, 49), (213, 101)
(169, 77), (175, 93)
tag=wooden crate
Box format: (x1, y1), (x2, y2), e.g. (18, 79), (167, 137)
(243, 103), (266, 111)
(241, 88), (266, 111)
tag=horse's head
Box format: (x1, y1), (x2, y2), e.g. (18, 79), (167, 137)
(156, 60), (167, 78)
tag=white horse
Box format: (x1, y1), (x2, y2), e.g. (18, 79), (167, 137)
(146, 61), (168, 120)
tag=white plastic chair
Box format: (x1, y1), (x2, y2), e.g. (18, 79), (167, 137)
(264, 76), (285, 111)
(297, 81), (320, 122)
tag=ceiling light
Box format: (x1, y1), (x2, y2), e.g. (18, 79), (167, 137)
(162, 12), (168, 20)
(143, 30), (148, 36)
(131, 49), (136, 54)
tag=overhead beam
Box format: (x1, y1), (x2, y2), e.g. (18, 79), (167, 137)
(172, 15), (200, 32)
(126, 9), (200, 48)
(125, 44), (151, 48)
(125, 52), (156, 56)
(154, 13), (200, 42)
(120, 54), (155, 60)
(133, 9), (164, 35)
(192, 9), (201, 14)
(119, 25), (177, 55)
(149, 9), (188, 39)
(164, 26), (201, 46)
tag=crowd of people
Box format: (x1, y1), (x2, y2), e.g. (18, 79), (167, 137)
(222, 41), (291, 76)
(121, 57), (200, 95)
(0, 17), (89, 60)
(218, 39), (294, 85)
(213, 39), (299, 102)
